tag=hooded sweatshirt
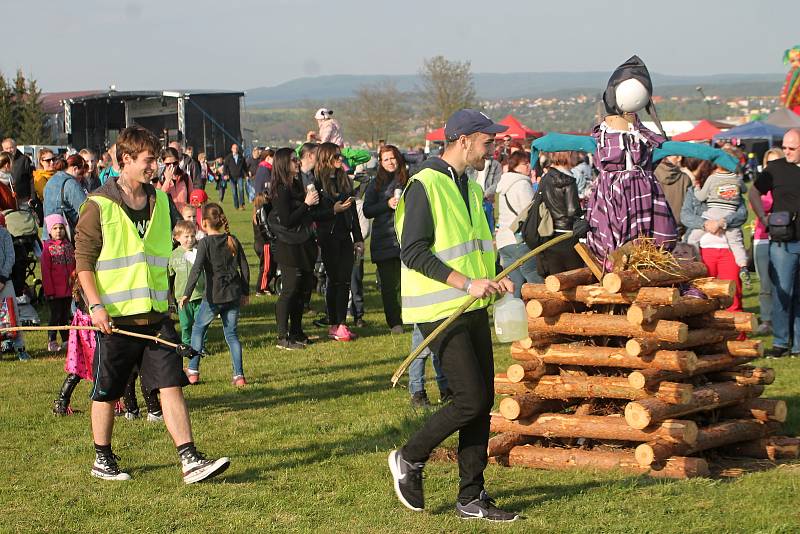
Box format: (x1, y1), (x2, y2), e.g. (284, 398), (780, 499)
(654, 160), (693, 231)
(496, 171), (535, 249)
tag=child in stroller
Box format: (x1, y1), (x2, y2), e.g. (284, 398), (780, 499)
(2, 206), (43, 328)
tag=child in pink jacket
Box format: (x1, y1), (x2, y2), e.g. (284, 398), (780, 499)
(41, 214), (75, 352)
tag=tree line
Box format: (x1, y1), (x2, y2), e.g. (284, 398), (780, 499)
(0, 70), (46, 145)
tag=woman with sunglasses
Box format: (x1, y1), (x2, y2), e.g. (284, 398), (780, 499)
(33, 149), (57, 202)
(158, 147), (191, 211)
(312, 142), (363, 342)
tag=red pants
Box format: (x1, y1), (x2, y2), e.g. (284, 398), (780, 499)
(700, 247), (743, 312)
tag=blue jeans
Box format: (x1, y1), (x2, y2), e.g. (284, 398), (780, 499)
(483, 199), (495, 235)
(754, 241), (772, 323)
(188, 300), (244, 377)
(768, 241), (800, 352)
(348, 256), (364, 320)
(231, 177), (246, 209)
(499, 242), (542, 298)
(408, 324), (448, 396)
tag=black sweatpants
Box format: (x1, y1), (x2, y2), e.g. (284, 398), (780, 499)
(536, 233), (583, 277)
(48, 297), (72, 343)
(402, 308), (494, 503)
(276, 265), (314, 339)
(319, 237), (354, 325)
(375, 258), (402, 328)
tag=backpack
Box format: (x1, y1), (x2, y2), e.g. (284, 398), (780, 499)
(520, 188), (554, 250)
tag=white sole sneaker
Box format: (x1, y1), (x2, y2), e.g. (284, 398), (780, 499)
(183, 457), (231, 484)
(388, 450), (423, 512)
(91, 466), (132, 481)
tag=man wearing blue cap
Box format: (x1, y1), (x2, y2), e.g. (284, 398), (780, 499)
(388, 109), (519, 522)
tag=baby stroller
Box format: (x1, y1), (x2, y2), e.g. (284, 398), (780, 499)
(2, 207), (42, 326)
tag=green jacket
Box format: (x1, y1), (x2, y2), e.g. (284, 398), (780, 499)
(169, 246), (205, 302)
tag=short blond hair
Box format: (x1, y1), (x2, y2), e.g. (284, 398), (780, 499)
(173, 219), (196, 237)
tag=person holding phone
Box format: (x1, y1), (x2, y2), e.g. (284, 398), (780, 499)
(312, 142), (363, 341)
(156, 147), (191, 211)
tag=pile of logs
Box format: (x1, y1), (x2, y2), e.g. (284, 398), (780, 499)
(489, 263), (798, 479)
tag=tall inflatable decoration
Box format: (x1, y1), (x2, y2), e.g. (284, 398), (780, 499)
(585, 56), (677, 268)
(780, 45), (800, 111)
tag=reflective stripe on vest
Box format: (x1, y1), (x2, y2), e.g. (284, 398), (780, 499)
(87, 189), (172, 317)
(396, 167), (496, 323)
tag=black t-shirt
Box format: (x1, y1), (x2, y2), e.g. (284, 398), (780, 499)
(754, 158), (800, 214)
(122, 203), (151, 238)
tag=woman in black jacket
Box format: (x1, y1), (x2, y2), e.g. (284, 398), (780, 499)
(313, 142), (364, 341)
(271, 148), (319, 350)
(363, 145), (406, 333)
(537, 151), (584, 277)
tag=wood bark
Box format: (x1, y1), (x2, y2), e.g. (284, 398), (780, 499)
(526, 298), (584, 318)
(494, 374), (690, 403)
(690, 277), (736, 299)
(487, 432), (531, 457)
(511, 344), (698, 373)
(702, 339), (764, 358)
(709, 366), (775, 386)
(635, 419), (779, 466)
(529, 313), (688, 342)
(521, 283), (677, 306)
(490, 413), (698, 444)
(602, 262), (709, 294)
(684, 311), (757, 332)
(719, 398), (788, 423)
(624, 383), (764, 429)
(544, 267), (597, 292)
(507, 445), (710, 479)
(720, 436), (800, 460)
(626, 353), (756, 388)
(506, 360), (548, 383)
(498, 395), (568, 420)
(625, 329), (738, 356)
(626, 298), (720, 325)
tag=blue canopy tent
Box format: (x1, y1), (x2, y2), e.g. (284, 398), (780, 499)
(712, 121), (786, 142)
(712, 121), (787, 161)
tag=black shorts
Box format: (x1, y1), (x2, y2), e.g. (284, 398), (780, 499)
(90, 319), (189, 402)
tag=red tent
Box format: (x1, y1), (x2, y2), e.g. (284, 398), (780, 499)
(425, 127), (445, 142)
(672, 119), (724, 142)
(497, 115), (543, 139)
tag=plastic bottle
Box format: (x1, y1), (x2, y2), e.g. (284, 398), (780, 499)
(493, 293), (528, 342)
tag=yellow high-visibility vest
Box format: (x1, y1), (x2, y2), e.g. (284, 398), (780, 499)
(395, 167), (496, 324)
(87, 189), (171, 317)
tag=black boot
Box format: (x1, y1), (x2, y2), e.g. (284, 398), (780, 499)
(53, 374), (81, 416)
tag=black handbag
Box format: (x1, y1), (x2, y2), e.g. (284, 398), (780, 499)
(767, 211), (797, 243)
(267, 209), (313, 245)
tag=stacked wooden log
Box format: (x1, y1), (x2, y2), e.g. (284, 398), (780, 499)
(489, 264), (798, 479)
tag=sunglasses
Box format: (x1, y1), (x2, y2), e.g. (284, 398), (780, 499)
(41, 157), (55, 163)
(782, 146), (799, 151)
(164, 161), (179, 166)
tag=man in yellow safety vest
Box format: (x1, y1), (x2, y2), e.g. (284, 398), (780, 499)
(388, 109), (519, 522)
(75, 126), (229, 484)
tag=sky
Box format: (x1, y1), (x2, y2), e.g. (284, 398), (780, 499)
(3, 0), (797, 93)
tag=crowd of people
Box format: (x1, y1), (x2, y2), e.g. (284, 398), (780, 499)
(0, 104), (798, 520)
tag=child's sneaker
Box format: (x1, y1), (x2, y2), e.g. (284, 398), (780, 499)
(739, 267), (751, 289)
(232, 375), (247, 387)
(47, 340), (61, 352)
(185, 369), (200, 385)
(17, 348), (31, 361)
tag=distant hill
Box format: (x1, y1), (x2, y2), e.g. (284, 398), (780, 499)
(245, 72), (785, 107)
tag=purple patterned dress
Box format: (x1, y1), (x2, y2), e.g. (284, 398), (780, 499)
(586, 116), (677, 267)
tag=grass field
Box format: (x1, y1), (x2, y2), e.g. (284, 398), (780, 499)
(1, 186), (799, 533)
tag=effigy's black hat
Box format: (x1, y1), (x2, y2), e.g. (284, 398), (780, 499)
(602, 55), (653, 115)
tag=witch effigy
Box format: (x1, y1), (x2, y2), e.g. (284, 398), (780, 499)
(530, 55), (739, 269)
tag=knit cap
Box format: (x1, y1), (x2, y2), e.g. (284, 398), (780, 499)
(44, 213), (67, 234)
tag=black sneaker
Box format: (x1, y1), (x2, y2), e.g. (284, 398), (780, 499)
(765, 346), (789, 359)
(91, 452), (132, 481)
(439, 389), (454, 404)
(313, 317), (330, 328)
(739, 267), (751, 289)
(388, 449), (424, 511)
(276, 338), (305, 351)
(456, 491), (519, 522)
(180, 449), (230, 484)
(410, 391), (431, 410)
(290, 333), (312, 347)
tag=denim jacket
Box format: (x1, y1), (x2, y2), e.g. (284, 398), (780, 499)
(42, 171), (87, 237)
(680, 185), (747, 238)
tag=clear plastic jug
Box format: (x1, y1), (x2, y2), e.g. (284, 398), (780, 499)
(494, 293), (528, 342)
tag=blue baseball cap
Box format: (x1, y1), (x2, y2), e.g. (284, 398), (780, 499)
(444, 109), (508, 142)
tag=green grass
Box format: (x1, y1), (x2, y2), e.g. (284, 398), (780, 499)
(1, 186), (799, 533)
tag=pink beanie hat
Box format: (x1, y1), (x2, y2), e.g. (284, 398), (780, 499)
(44, 213), (67, 233)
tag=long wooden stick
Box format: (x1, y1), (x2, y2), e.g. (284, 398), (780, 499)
(0, 325), (179, 349)
(390, 231), (575, 386)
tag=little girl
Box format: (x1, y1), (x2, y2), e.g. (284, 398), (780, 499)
(41, 214), (75, 352)
(180, 203), (250, 386)
(52, 274), (94, 415)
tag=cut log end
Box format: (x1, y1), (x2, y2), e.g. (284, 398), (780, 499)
(625, 402), (653, 430)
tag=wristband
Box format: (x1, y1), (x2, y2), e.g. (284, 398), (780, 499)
(90, 303), (105, 312)
(462, 278), (473, 293)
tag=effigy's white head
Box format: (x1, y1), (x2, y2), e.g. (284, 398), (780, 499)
(615, 78), (650, 113)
